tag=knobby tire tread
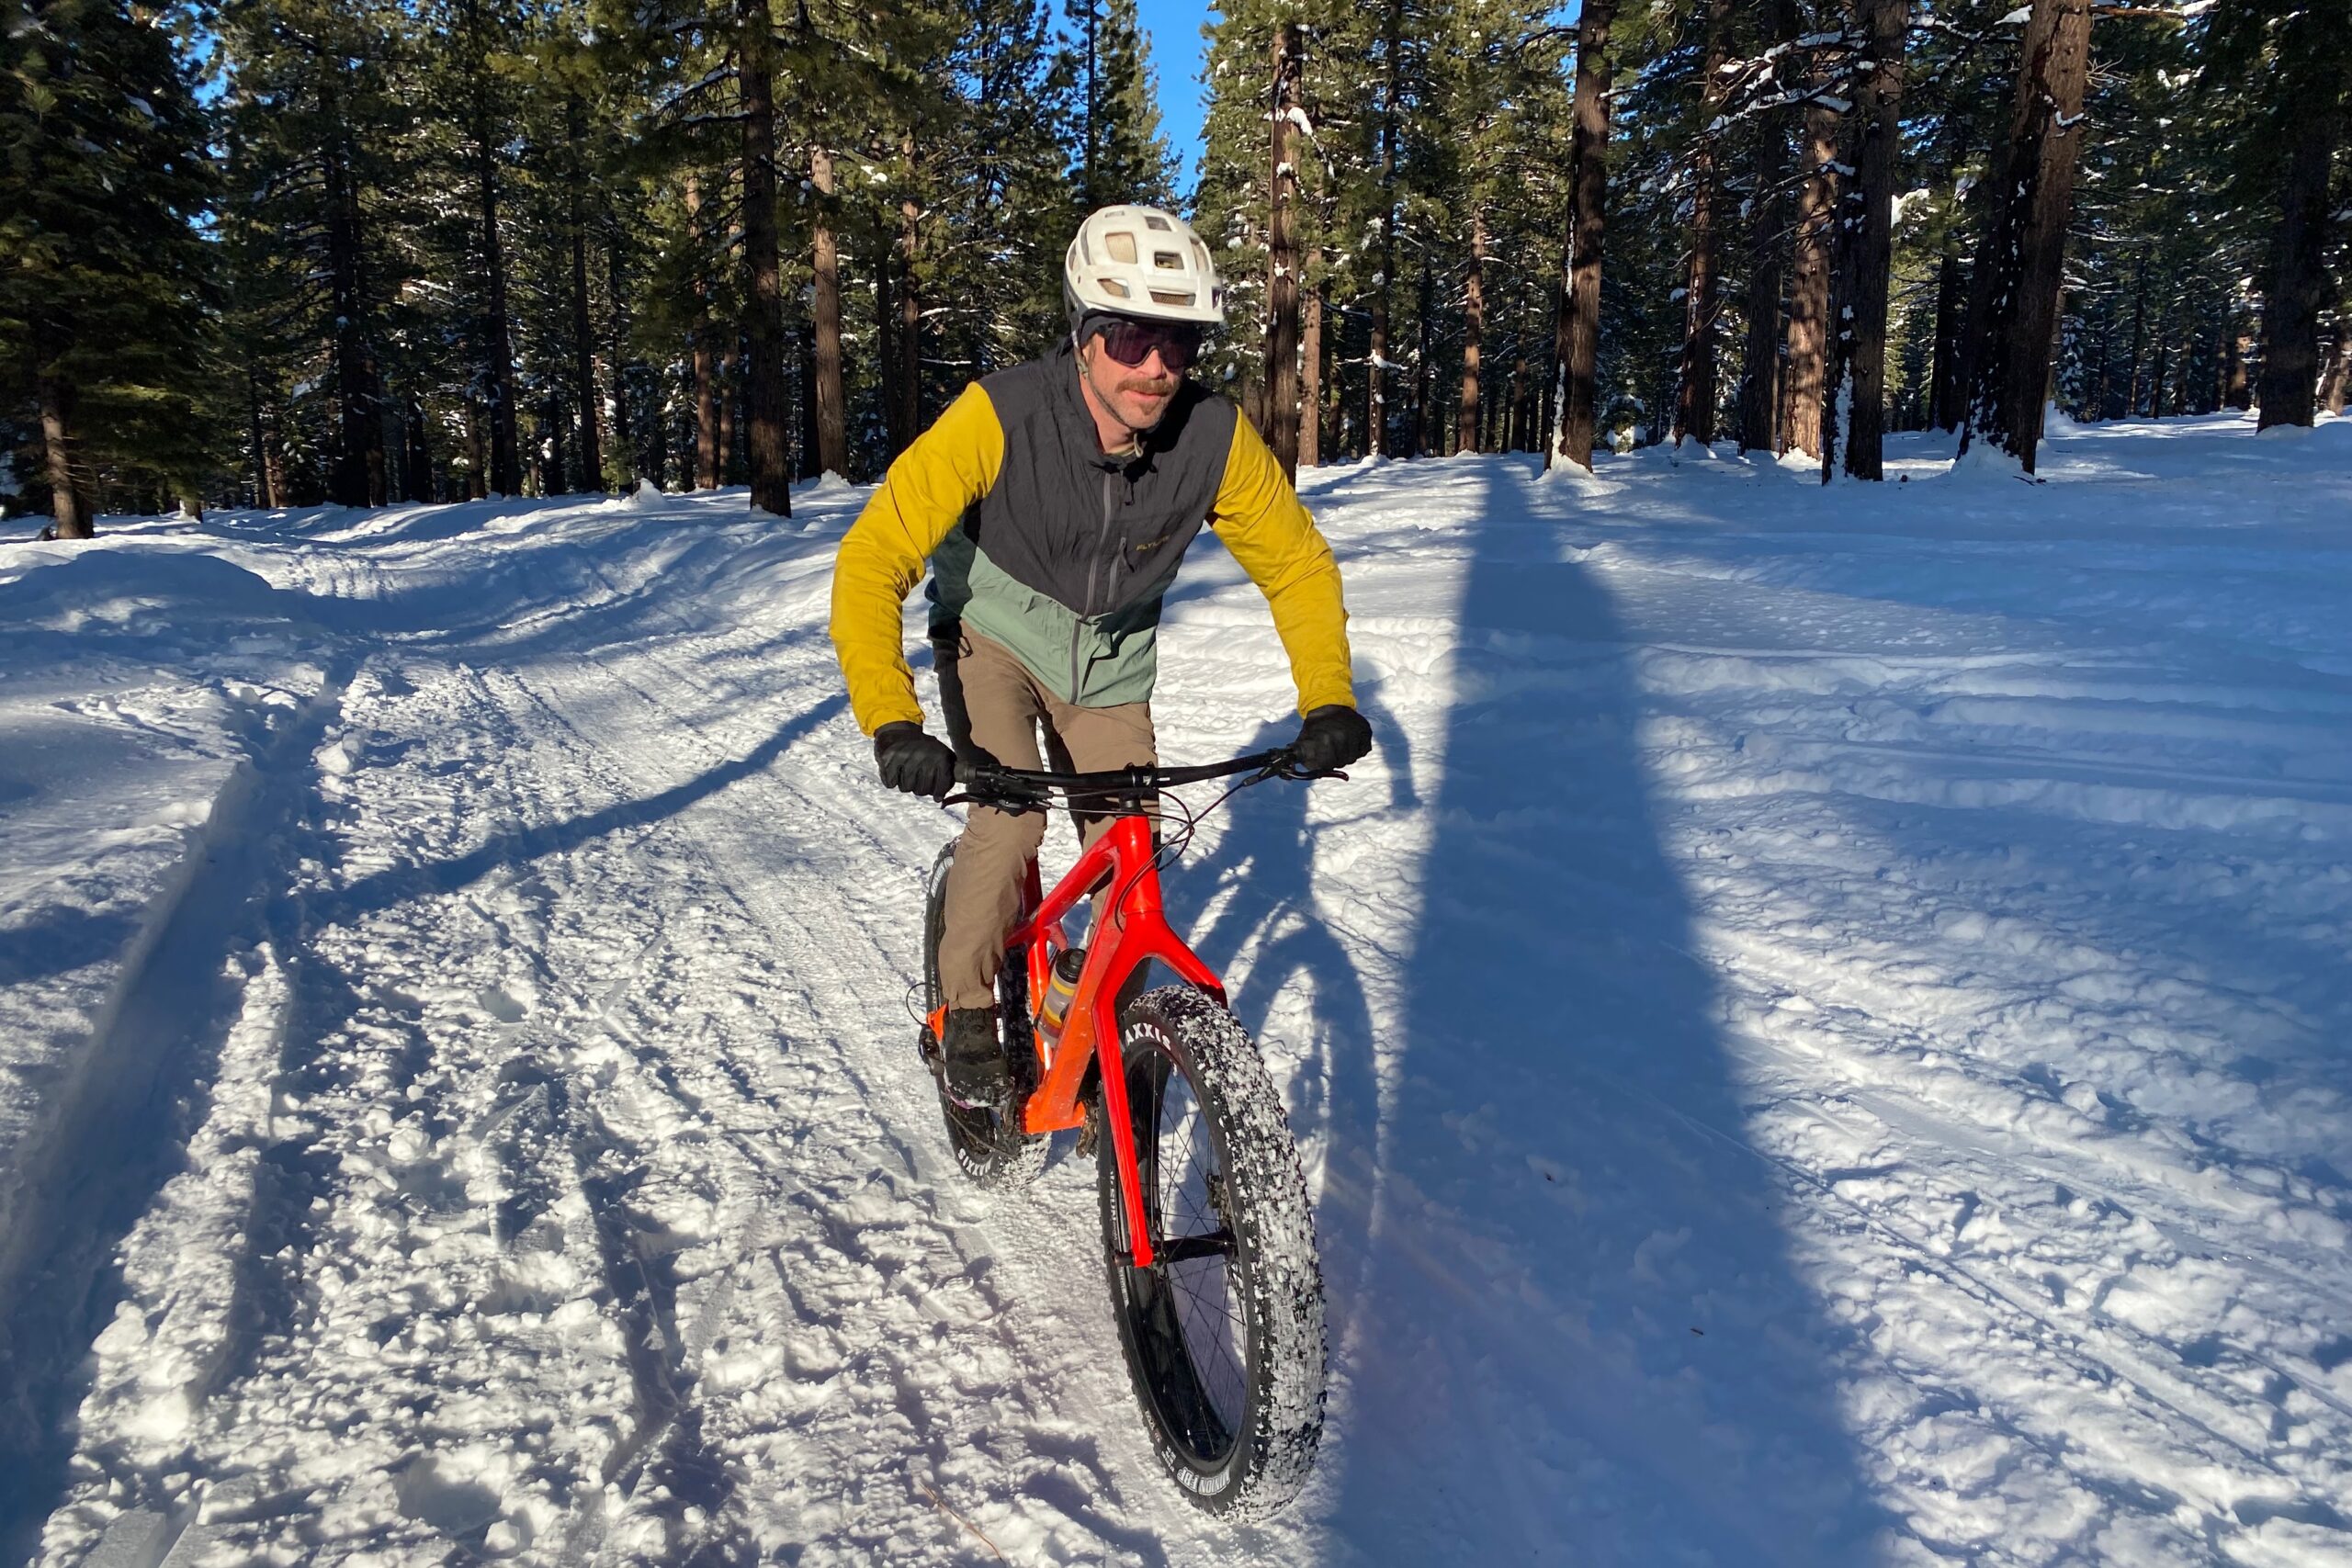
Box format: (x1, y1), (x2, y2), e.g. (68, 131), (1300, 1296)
(1100, 986), (1327, 1518)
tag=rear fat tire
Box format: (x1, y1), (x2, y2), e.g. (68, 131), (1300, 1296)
(1099, 986), (1327, 1518)
(922, 844), (1049, 1189)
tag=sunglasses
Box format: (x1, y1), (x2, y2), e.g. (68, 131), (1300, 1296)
(1093, 319), (1204, 373)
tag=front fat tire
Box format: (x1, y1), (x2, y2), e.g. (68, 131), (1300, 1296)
(1099, 986), (1328, 1519)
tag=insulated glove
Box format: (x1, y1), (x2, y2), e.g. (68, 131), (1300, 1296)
(1292, 704), (1373, 773)
(874, 721), (956, 799)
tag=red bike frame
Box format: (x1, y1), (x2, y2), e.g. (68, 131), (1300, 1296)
(929, 810), (1221, 1269)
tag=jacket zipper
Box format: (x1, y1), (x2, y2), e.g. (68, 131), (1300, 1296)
(1075, 465), (1120, 699)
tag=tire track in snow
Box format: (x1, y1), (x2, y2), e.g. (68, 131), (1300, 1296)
(504, 617), (1258, 1565)
(1, 665), (349, 1564)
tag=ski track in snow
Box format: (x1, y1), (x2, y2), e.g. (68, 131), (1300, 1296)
(2, 411), (2349, 1566)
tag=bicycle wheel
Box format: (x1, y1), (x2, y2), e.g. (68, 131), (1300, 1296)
(921, 843), (1049, 1189)
(1097, 985), (1327, 1517)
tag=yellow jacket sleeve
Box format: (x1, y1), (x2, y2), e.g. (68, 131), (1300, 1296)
(1210, 415), (1355, 715)
(829, 383), (1005, 735)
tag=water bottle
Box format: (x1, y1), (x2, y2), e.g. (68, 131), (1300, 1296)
(1037, 946), (1087, 1044)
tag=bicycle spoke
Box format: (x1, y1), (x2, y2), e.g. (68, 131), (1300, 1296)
(1136, 1052), (1250, 1437)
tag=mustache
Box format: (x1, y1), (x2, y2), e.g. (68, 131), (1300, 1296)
(1121, 377), (1176, 396)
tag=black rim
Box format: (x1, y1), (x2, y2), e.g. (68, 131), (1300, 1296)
(1119, 1031), (1249, 1472)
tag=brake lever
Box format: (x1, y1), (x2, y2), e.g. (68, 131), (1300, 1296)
(1274, 761), (1350, 784)
(942, 785), (1050, 815)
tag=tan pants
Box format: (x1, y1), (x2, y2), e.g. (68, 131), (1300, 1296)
(935, 629), (1155, 1010)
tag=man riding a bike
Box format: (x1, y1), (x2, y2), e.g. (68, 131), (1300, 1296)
(829, 203), (1374, 1108)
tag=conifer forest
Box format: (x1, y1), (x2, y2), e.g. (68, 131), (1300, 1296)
(4, 0), (2349, 536)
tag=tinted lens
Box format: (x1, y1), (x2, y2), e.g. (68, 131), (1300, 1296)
(1100, 321), (1201, 373)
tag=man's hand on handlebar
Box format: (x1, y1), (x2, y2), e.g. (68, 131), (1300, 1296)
(1293, 705), (1373, 773)
(874, 721), (956, 799)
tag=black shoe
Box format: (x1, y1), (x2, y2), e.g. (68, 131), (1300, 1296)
(940, 1006), (1009, 1108)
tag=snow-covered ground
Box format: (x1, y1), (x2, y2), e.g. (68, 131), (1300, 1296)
(2, 410), (2348, 1567)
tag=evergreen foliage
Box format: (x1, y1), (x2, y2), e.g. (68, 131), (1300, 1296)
(4, 0), (2346, 525)
(2, 0), (217, 528)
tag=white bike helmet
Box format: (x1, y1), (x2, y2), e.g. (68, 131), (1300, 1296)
(1064, 204), (1226, 326)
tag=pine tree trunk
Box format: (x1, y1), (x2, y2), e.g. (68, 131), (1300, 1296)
(475, 121), (521, 493)
(1782, 59), (1841, 461)
(246, 371), (277, 508)
(1081, 1), (1100, 205)
(1550, 0), (1615, 472)
(543, 393), (567, 496)
(899, 137), (922, 457)
(2317, 321), (2351, 414)
(2088, 294), (2115, 419)
(719, 348), (741, 485)
(1263, 23), (1304, 481)
(1928, 250), (1965, 429)
(1959, 0), (2094, 471)
(738, 0), (792, 515)
(37, 365), (92, 539)
(2124, 258), (2150, 415)
(800, 329), (820, 479)
(1300, 255), (1325, 468)
(1674, 0), (1733, 447)
(463, 400), (487, 500)
(809, 141), (849, 478)
(609, 240), (636, 484)
(404, 396), (434, 501)
(1738, 0), (1800, 455)
(2205, 298), (2228, 415)
(567, 107), (604, 493)
(685, 177), (720, 490)
(324, 146), (386, 508)
(1415, 257), (1436, 456)
(695, 337), (719, 487)
(1835, 0), (1909, 480)
(1368, 0), (1400, 458)
(876, 253), (898, 452)
(2254, 15), (2348, 430)
(1542, 270), (1562, 458)
(1459, 209), (1486, 455)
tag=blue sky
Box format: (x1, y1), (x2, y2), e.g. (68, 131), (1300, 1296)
(1135, 0), (1216, 196)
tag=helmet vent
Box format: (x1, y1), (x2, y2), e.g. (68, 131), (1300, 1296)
(1154, 250), (1183, 270)
(1105, 232), (1138, 264)
(1144, 214), (1171, 231)
(1102, 277), (1132, 299)
(1148, 289), (1193, 307)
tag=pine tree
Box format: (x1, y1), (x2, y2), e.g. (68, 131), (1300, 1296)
(2213, 0), (2352, 428)
(1548, 0), (1616, 471)
(1958, 0), (2097, 472)
(1067, 0), (1174, 208)
(2, 0), (217, 534)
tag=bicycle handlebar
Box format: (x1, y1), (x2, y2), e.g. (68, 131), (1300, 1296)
(953, 746), (1294, 797)
(944, 746), (1352, 814)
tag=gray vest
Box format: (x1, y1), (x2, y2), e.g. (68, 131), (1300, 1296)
(927, 341), (1238, 706)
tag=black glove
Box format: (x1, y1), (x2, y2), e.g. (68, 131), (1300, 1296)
(1293, 704), (1373, 773)
(874, 721), (956, 799)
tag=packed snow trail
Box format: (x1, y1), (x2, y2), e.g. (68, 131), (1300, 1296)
(2, 412), (2348, 1566)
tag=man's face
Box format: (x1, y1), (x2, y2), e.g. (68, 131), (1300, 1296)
(1080, 320), (1199, 432)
